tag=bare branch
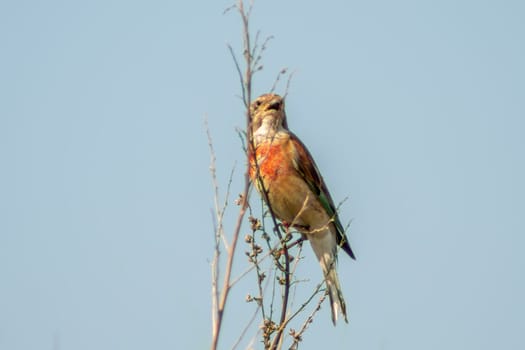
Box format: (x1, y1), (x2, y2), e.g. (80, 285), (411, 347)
(289, 290), (328, 349)
(206, 118), (222, 337)
(210, 1), (256, 349)
(270, 68), (288, 94)
(213, 1), (324, 349)
(283, 70), (296, 99)
(227, 43), (247, 108)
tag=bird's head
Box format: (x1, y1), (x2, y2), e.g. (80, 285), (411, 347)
(250, 94), (288, 138)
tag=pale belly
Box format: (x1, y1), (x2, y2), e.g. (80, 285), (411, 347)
(263, 174), (332, 234)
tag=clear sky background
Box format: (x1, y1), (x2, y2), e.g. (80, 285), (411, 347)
(1, 0), (524, 349)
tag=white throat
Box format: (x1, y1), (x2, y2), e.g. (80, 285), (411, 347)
(253, 119), (285, 145)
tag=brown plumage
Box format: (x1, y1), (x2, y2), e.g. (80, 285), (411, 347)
(249, 93), (355, 324)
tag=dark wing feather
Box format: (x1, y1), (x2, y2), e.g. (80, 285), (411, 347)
(289, 133), (355, 259)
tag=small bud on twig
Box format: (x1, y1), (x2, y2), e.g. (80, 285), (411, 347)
(258, 272), (266, 283)
(235, 193), (244, 206)
(248, 216), (262, 231)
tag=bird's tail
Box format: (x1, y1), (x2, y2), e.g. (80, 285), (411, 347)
(324, 261), (348, 325)
(309, 229), (349, 325)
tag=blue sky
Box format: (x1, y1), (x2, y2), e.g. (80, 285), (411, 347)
(1, 0), (524, 349)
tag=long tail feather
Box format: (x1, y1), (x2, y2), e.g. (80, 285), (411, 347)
(325, 267), (348, 325)
(308, 229), (349, 325)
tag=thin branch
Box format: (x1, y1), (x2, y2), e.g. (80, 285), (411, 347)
(270, 68), (288, 93)
(210, 1), (256, 349)
(289, 290), (328, 349)
(231, 301), (261, 350)
(227, 43), (247, 108)
(211, 187), (249, 350)
(233, 256), (275, 349)
(213, 1), (317, 349)
(206, 118), (222, 338)
(252, 35), (274, 73)
(283, 70), (296, 99)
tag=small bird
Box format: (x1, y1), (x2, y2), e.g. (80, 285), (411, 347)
(248, 93), (355, 325)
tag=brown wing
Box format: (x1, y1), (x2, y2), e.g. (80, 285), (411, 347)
(289, 133), (355, 259)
